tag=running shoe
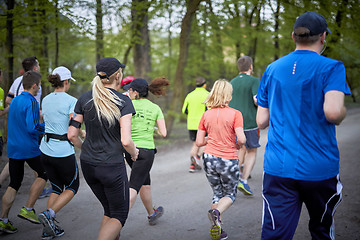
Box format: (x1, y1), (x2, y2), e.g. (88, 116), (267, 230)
(220, 229), (228, 240)
(41, 230), (55, 240)
(148, 206), (164, 225)
(39, 187), (52, 199)
(208, 209), (222, 240)
(39, 210), (64, 238)
(0, 219), (17, 234)
(237, 180), (253, 195)
(189, 156), (202, 173)
(18, 207), (40, 224)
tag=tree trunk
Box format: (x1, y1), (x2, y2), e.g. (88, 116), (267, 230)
(96, 0), (104, 62)
(166, 0), (203, 136)
(273, 0), (280, 61)
(131, 0), (152, 80)
(55, 0), (59, 67)
(5, 0), (15, 91)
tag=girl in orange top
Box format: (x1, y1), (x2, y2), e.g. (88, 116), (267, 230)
(196, 79), (246, 240)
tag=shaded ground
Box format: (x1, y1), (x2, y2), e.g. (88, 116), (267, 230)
(0, 108), (359, 239)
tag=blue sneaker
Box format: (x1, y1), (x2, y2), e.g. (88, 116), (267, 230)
(39, 210), (64, 238)
(238, 180), (253, 195)
(220, 229), (228, 240)
(39, 187), (52, 199)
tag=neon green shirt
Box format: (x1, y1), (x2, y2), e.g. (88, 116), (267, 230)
(182, 87), (209, 130)
(0, 87), (4, 137)
(131, 98), (164, 149)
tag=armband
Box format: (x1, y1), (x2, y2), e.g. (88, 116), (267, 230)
(69, 118), (82, 128)
(7, 93), (14, 98)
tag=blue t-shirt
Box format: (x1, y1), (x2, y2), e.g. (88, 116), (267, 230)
(257, 50), (351, 181)
(7, 92), (45, 159)
(40, 92), (77, 157)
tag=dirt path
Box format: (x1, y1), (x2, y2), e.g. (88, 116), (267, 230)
(1, 108), (359, 239)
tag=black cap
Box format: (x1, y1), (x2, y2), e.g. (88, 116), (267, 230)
(96, 57), (125, 78)
(125, 78), (148, 95)
(294, 12), (331, 36)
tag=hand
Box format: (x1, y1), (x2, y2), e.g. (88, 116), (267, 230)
(131, 148), (139, 162)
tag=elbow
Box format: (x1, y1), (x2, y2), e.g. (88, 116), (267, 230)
(121, 139), (132, 148)
(257, 121), (267, 130)
(324, 106), (346, 125)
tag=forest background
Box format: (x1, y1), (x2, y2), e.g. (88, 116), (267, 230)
(1, 0), (359, 137)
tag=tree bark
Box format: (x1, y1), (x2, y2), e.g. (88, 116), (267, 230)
(96, 0), (104, 62)
(166, 0), (203, 136)
(55, 0), (59, 67)
(5, 0), (15, 91)
(131, 0), (152, 80)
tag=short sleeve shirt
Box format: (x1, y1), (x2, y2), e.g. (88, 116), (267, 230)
(229, 73), (259, 130)
(74, 89), (135, 164)
(257, 50), (351, 181)
(40, 92), (77, 157)
(199, 106), (243, 159)
(9, 76), (42, 105)
(131, 99), (164, 149)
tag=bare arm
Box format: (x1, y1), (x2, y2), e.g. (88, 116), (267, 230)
(0, 106), (9, 117)
(156, 118), (167, 138)
(5, 95), (13, 106)
(68, 114), (83, 149)
(235, 127), (246, 149)
(253, 94), (258, 106)
(323, 90), (347, 125)
(196, 129), (207, 147)
(120, 114), (139, 161)
(257, 106), (270, 129)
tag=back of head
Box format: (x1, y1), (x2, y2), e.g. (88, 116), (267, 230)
(149, 77), (170, 97)
(293, 11), (330, 45)
(204, 79), (232, 108)
(22, 57), (38, 72)
(22, 71), (41, 90)
(237, 56), (253, 72)
(195, 77), (206, 87)
(92, 57), (125, 126)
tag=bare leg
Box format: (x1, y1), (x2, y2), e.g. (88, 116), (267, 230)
(24, 177), (46, 209)
(0, 163), (9, 186)
(242, 148), (257, 180)
(210, 197), (233, 220)
(97, 216), (122, 240)
(238, 146), (246, 175)
(1, 187), (17, 218)
(47, 190), (74, 213)
(190, 142), (199, 158)
(129, 188), (138, 209)
(139, 185), (153, 215)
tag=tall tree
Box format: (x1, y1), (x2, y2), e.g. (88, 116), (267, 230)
(131, 0), (152, 79)
(96, 0), (104, 62)
(5, 0), (15, 91)
(166, 0), (203, 135)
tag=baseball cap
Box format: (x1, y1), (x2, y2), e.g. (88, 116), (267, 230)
(96, 57), (125, 79)
(294, 11), (331, 36)
(52, 66), (76, 81)
(126, 78), (148, 95)
(196, 77), (206, 86)
(121, 76), (135, 86)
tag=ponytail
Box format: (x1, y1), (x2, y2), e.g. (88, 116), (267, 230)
(91, 71), (123, 126)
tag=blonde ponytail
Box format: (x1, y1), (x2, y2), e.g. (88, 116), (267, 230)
(92, 71), (123, 126)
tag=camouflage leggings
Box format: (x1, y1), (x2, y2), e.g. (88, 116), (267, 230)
(203, 153), (239, 204)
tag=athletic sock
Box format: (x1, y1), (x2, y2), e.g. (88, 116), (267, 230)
(241, 178), (248, 184)
(25, 207), (33, 211)
(49, 208), (55, 218)
(0, 218), (9, 223)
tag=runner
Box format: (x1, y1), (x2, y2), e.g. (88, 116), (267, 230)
(125, 77), (169, 225)
(196, 79), (246, 240)
(38, 66), (81, 239)
(68, 57), (138, 240)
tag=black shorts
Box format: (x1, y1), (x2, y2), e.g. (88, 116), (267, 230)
(0, 136), (3, 156)
(40, 153), (79, 195)
(125, 148), (155, 192)
(244, 128), (261, 149)
(80, 160), (129, 227)
(9, 155), (48, 191)
(188, 130), (198, 142)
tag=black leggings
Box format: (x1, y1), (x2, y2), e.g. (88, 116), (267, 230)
(125, 148), (155, 193)
(80, 160), (129, 227)
(40, 153), (79, 195)
(9, 156), (47, 191)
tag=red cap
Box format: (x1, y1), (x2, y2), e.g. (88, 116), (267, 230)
(121, 76), (135, 86)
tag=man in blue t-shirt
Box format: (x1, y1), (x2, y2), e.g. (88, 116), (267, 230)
(257, 12), (351, 240)
(0, 71), (47, 234)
